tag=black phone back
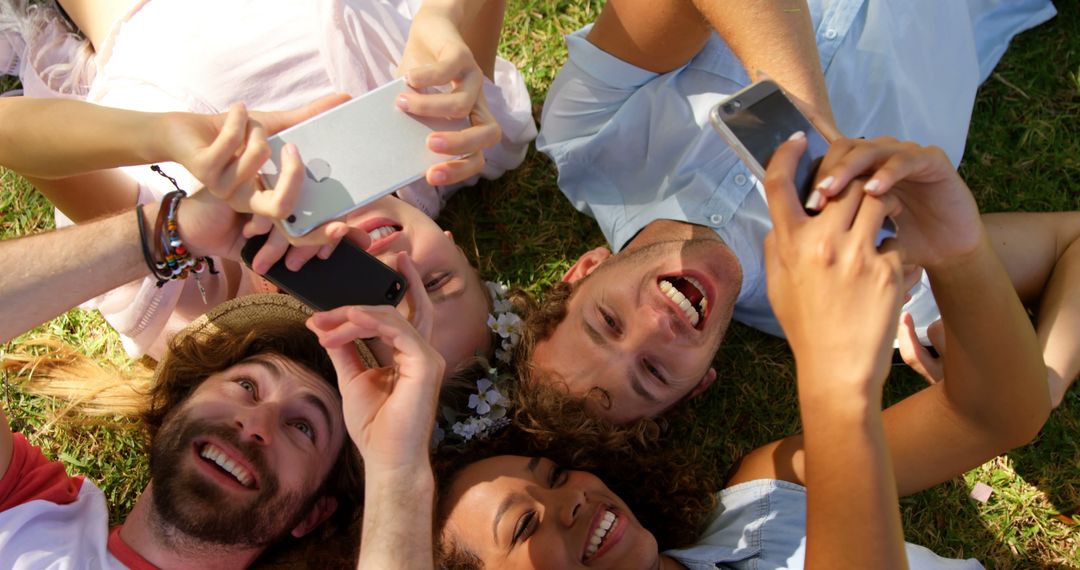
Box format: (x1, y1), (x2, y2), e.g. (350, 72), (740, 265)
(240, 234), (407, 312)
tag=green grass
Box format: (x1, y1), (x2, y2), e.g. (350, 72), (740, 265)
(2, 1), (1079, 567)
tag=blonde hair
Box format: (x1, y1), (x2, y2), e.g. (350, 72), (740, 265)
(2, 337), (152, 421)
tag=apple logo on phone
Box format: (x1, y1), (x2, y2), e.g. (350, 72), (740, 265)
(305, 158), (332, 183)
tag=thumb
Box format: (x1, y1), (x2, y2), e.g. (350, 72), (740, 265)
(253, 93), (352, 135)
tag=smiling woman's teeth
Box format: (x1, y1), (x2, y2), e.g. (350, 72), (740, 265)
(659, 279), (701, 326)
(585, 510), (617, 558)
(367, 225), (397, 242)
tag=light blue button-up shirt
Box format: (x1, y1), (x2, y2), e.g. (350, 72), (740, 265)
(538, 0), (1056, 337)
(663, 480), (984, 569)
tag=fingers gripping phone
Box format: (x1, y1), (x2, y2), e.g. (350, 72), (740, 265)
(261, 77), (469, 237)
(709, 80), (830, 209)
(710, 80), (896, 238)
(240, 234), (407, 312)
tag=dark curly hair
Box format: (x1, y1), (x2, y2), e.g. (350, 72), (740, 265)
(432, 381), (721, 569)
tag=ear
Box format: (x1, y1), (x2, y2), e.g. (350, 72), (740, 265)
(444, 230), (454, 241)
(687, 367), (717, 399)
(563, 247), (612, 283)
(290, 495), (338, 538)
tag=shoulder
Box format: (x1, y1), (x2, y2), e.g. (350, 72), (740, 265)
(0, 433), (84, 512)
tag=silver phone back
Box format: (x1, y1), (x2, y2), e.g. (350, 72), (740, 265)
(263, 77), (467, 236)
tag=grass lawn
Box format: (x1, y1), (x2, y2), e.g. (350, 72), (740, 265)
(2, 1), (1079, 567)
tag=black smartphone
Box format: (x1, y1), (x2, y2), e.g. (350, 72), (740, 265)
(240, 233), (407, 311)
(709, 80), (830, 209)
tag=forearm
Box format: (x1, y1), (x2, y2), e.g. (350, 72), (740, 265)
(0, 204), (154, 342)
(928, 235), (1049, 445)
(693, 0), (835, 128)
(415, 0), (488, 27)
(357, 465), (436, 570)
(0, 98), (173, 179)
(800, 380), (906, 569)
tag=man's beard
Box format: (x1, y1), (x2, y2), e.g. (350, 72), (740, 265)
(148, 413), (320, 548)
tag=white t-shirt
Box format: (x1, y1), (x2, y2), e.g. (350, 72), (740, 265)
(0, 433), (155, 569)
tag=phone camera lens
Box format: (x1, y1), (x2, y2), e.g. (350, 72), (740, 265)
(722, 100), (742, 114)
(286, 214), (297, 223)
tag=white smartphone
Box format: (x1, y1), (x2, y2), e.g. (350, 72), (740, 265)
(709, 80), (830, 210)
(262, 77), (469, 236)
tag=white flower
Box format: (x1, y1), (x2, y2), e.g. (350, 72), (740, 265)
(468, 378), (505, 415)
(493, 298), (513, 314)
(486, 281), (509, 299)
(490, 312), (522, 340)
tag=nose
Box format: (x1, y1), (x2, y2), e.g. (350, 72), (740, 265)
(548, 479), (587, 528)
(635, 304), (678, 345)
(235, 404), (277, 445)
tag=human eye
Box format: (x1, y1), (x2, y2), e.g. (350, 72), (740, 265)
(236, 378), (257, 397)
(598, 306), (620, 334)
(424, 272), (451, 292)
(291, 420), (315, 441)
(549, 464), (568, 487)
(643, 359), (667, 385)
(512, 511), (538, 546)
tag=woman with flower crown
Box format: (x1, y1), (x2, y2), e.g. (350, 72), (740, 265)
(0, 0), (536, 378)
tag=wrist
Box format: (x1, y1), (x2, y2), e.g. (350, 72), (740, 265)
(365, 463), (435, 495)
(924, 232), (991, 278)
(415, 1), (465, 26)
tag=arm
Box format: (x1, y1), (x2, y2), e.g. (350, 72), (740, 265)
(586, 0), (836, 130)
(731, 139), (1050, 494)
(307, 302), (445, 570)
(397, 0), (505, 187)
(743, 134), (908, 568)
(0, 204), (156, 344)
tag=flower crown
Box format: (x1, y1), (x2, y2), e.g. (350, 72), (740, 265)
(431, 281), (522, 448)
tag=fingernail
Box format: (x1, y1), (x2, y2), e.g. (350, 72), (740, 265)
(430, 170), (448, 185)
(816, 175), (835, 192)
(429, 136), (447, 152)
(283, 144), (297, 156)
(396, 96), (409, 111)
(788, 130), (806, 141)
(864, 179), (881, 193)
(805, 189), (824, 211)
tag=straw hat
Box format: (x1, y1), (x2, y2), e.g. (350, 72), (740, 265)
(157, 293), (378, 375)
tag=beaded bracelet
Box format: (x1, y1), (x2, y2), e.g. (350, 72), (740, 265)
(132, 165), (219, 302)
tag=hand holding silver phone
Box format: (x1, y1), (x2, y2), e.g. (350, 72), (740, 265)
(710, 80), (895, 239)
(261, 78), (468, 237)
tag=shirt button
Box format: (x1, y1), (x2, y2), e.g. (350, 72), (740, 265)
(734, 174), (748, 186)
(824, 28), (838, 40)
(710, 214), (724, 225)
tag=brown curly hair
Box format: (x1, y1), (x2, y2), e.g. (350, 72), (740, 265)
(432, 381), (721, 569)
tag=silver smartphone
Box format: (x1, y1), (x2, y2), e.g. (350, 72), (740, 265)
(710, 80), (896, 239)
(709, 80), (829, 210)
(262, 77), (468, 236)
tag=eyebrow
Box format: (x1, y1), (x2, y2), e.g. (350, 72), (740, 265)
(492, 458), (543, 548)
(582, 315), (658, 404)
(247, 358), (336, 443)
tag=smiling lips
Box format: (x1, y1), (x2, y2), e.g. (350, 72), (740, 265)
(658, 276), (709, 328)
(199, 442), (256, 489)
(582, 506), (622, 563)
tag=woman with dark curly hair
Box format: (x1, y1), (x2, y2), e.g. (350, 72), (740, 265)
(429, 137), (1051, 569)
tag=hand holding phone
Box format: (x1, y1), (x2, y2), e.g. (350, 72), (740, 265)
(710, 80), (831, 211)
(261, 77), (468, 237)
(240, 233), (407, 312)
(711, 80), (895, 239)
